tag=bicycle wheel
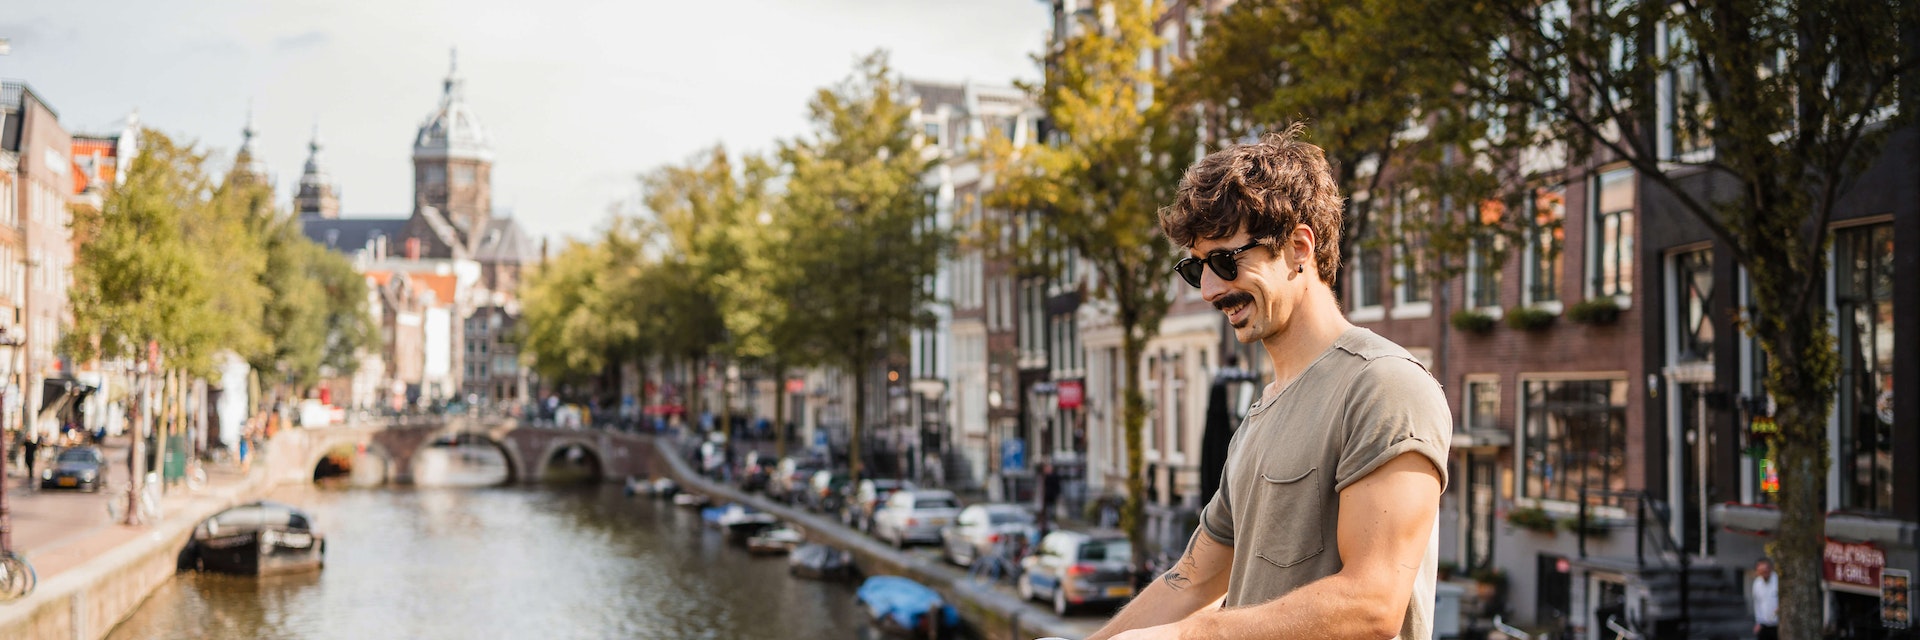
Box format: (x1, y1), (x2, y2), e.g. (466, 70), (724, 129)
(187, 464), (209, 491)
(107, 488), (129, 522)
(0, 552), (37, 600)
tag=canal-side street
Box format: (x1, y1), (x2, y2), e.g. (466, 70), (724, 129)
(2, 429), (1106, 640)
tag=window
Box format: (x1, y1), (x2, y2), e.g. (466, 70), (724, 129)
(1355, 240), (1384, 309)
(1673, 250), (1714, 362)
(1467, 204), (1505, 310)
(423, 165), (445, 185)
(1667, 25), (1713, 158)
(1836, 223), (1893, 512)
(1465, 378), (1500, 432)
(1591, 168), (1635, 298)
(1170, 353), (1185, 455)
(1527, 186), (1566, 304)
(453, 165), (475, 186)
(1521, 379), (1628, 506)
(1394, 193), (1431, 309)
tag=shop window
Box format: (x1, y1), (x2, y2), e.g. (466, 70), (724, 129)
(1521, 379), (1628, 506)
(1836, 223), (1894, 513)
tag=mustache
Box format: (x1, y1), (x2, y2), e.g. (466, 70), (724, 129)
(1213, 292), (1255, 312)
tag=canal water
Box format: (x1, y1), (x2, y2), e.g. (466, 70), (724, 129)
(106, 446), (879, 640)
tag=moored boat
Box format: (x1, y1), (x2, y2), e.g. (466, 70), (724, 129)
(789, 543), (855, 580)
(188, 501), (325, 576)
(746, 525), (804, 555)
(856, 575), (958, 638)
(672, 492), (710, 508)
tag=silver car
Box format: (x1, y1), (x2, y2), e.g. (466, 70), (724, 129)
(939, 503), (1035, 567)
(1018, 530), (1136, 616)
(871, 489), (961, 548)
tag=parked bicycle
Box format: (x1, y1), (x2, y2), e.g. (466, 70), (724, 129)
(0, 550), (36, 601)
(107, 474), (164, 525)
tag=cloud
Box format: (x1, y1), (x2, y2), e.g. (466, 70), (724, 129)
(274, 30), (329, 52)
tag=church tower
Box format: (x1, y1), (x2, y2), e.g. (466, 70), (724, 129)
(295, 125), (341, 219)
(411, 49), (494, 249)
(232, 108), (271, 185)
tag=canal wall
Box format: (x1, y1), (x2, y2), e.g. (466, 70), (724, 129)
(644, 436), (1099, 640)
(0, 460), (275, 640)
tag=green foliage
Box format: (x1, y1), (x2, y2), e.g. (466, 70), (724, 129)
(778, 52), (948, 482)
(1505, 504), (1556, 533)
(1504, 306), (1556, 332)
(1449, 309), (1498, 334)
(1561, 515), (1612, 537)
(1567, 297), (1622, 325)
(69, 131), (243, 379)
(984, 0), (1194, 571)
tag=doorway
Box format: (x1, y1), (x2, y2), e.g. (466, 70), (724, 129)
(1676, 382), (1717, 556)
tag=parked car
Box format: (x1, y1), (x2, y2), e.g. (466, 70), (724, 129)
(805, 469), (851, 514)
(1018, 530), (1135, 615)
(40, 446), (106, 492)
(844, 478), (915, 531)
(771, 456), (824, 503)
(871, 489), (961, 549)
(939, 503), (1036, 568)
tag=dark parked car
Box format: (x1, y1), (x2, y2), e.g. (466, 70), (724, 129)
(41, 446), (106, 492)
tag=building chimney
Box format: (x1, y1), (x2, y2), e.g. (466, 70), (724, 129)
(405, 237), (421, 260)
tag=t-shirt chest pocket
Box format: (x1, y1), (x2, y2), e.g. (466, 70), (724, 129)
(1251, 458), (1326, 569)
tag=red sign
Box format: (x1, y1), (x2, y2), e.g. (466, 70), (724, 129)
(1825, 539), (1886, 590)
(787, 378), (805, 394)
(1057, 380), (1084, 409)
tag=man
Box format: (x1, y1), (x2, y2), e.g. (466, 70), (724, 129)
(1752, 558), (1778, 640)
(22, 434), (39, 489)
(1089, 128), (1451, 640)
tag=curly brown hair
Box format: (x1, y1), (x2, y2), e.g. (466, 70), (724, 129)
(1159, 124), (1345, 284)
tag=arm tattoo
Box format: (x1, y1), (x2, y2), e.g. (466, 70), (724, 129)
(1161, 531), (1204, 591)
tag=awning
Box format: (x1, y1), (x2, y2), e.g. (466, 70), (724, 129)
(39, 378), (98, 426)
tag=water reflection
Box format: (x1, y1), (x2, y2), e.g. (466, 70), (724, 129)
(109, 482), (877, 639)
(413, 444), (510, 486)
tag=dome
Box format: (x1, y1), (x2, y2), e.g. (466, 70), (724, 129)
(301, 125), (329, 186)
(413, 51), (492, 162)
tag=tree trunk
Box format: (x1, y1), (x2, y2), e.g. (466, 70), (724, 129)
(850, 357), (865, 487)
(774, 360), (788, 459)
(1120, 327), (1149, 581)
(1754, 275), (1837, 640)
(636, 354), (649, 431)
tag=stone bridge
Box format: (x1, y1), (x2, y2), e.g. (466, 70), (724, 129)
(266, 417), (658, 485)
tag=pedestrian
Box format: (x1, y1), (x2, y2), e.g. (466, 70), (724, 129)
(1085, 127), (1451, 640)
(239, 431), (252, 472)
(1751, 558), (1779, 640)
(22, 434), (40, 489)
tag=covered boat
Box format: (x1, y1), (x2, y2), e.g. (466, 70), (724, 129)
(188, 501), (325, 576)
(856, 575), (959, 638)
(746, 525), (804, 555)
(788, 543), (855, 580)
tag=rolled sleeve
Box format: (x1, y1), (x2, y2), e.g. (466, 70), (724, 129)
(1335, 357), (1453, 493)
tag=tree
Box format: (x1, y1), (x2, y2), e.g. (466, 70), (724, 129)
(982, 0), (1198, 573)
(778, 51), (947, 484)
(519, 240), (622, 385)
(1414, 1), (1915, 635)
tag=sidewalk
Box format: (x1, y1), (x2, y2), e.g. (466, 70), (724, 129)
(5, 435), (264, 582)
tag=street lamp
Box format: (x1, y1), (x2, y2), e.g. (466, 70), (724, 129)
(0, 326), (26, 553)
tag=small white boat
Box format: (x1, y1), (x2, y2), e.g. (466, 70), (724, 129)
(747, 525), (804, 555)
(673, 492), (710, 508)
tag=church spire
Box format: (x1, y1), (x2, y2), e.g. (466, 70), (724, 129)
(234, 101), (270, 183)
(296, 120), (340, 219)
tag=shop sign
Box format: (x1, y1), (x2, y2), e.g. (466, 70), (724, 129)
(1884, 569), (1910, 630)
(1824, 539), (1886, 591)
(786, 378), (805, 394)
(1057, 380), (1084, 409)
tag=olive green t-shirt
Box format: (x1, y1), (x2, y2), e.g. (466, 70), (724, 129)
(1200, 327), (1451, 639)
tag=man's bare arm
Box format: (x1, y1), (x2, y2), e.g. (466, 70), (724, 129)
(1084, 526), (1232, 640)
(1125, 452), (1442, 640)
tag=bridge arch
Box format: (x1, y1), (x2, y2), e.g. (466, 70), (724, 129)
(529, 436), (608, 483)
(408, 431), (524, 485)
(308, 438), (395, 484)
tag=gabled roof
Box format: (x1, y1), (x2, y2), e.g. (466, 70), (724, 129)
(303, 217), (409, 255)
(471, 216), (538, 264)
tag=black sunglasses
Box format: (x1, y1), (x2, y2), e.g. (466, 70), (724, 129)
(1173, 241), (1265, 288)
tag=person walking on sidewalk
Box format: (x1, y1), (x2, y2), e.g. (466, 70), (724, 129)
(21, 435), (38, 490)
(1752, 558), (1779, 640)
(1086, 128), (1451, 640)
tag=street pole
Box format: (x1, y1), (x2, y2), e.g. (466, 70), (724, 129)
(0, 331), (24, 551)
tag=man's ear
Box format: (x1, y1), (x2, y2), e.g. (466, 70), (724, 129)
(1290, 224), (1317, 270)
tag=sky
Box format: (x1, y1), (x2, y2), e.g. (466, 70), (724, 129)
(0, 0), (1050, 242)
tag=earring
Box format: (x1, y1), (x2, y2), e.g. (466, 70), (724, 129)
(1297, 264), (1304, 274)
